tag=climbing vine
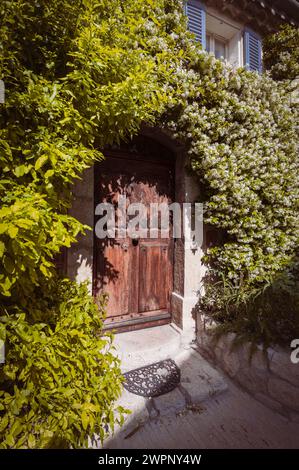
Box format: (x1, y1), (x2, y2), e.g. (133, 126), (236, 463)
(166, 56), (298, 285)
(158, 10), (299, 344)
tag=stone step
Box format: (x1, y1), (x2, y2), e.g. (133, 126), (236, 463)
(174, 347), (228, 405)
(113, 324), (182, 372)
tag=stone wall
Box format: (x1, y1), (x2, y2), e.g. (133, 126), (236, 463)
(171, 153), (207, 342)
(197, 313), (299, 423)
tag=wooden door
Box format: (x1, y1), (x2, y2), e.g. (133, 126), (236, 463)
(94, 146), (174, 330)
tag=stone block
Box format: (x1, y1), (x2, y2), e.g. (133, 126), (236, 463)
(250, 348), (269, 371)
(270, 348), (299, 387)
(268, 377), (299, 412)
(222, 350), (240, 377)
(236, 365), (269, 394)
(290, 411), (299, 424)
(254, 392), (284, 413)
(197, 333), (216, 361)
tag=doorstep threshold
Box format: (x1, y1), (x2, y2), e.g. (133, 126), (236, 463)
(103, 312), (171, 331)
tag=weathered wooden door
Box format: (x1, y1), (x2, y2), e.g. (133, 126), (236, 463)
(94, 142), (174, 331)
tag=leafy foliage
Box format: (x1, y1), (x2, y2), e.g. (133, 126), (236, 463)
(0, 281), (125, 448)
(0, 0), (186, 448)
(0, 187), (85, 303)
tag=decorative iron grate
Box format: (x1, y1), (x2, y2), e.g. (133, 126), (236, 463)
(123, 359), (180, 397)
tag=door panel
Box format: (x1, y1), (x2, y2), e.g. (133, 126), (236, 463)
(94, 147), (174, 329)
(98, 240), (131, 318)
(138, 242), (169, 313)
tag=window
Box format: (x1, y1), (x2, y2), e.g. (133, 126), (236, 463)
(206, 34), (228, 61)
(185, 3), (262, 72)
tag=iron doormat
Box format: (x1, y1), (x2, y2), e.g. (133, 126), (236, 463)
(123, 359), (180, 397)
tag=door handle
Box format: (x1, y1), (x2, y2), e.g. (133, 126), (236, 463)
(122, 243), (128, 251)
(132, 238), (139, 247)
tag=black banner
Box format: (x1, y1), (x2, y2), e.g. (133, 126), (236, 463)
(0, 449), (297, 468)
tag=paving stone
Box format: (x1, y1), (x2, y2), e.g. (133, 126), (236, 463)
(114, 324), (181, 373)
(147, 399), (159, 419)
(153, 388), (186, 416)
(102, 376), (299, 450)
(175, 349), (227, 405)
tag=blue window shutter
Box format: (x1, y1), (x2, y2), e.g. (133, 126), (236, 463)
(244, 30), (262, 73)
(185, 1), (206, 49)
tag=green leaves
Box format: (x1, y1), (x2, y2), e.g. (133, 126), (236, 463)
(0, 415), (9, 433)
(0, 188), (88, 299)
(35, 155), (48, 171)
(7, 226), (18, 239)
(0, 241), (5, 257)
(28, 435), (36, 449)
(81, 411), (89, 431)
(0, 0), (160, 448)
(0, 281), (125, 449)
(263, 25), (299, 81)
(0, 0), (187, 359)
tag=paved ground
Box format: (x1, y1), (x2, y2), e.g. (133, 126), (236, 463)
(104, 377), (299, 449)
(95, 326), (299, 449)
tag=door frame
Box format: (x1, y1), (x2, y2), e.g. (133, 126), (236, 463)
(66, 127), (202, 341)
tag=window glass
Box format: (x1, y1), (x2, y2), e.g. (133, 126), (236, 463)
(214, 38), (226, 60)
